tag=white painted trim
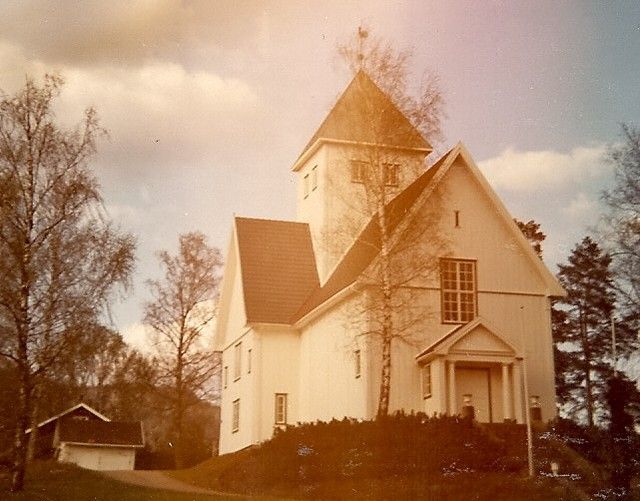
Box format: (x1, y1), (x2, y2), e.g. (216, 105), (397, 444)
(222, 326), (254, 352)
(292, 138), (431, 172)
(60, 441), (143, 449)
(26, 403), (110, 434)
(415, 317), (522, 362)
(293, 283), (358, 329)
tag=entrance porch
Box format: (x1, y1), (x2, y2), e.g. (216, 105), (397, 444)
(416, 318), (525, 424)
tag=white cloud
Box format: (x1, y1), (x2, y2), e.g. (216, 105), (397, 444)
(120, 299), (217, 353)
(121, 322), (152, 353)
(478, 145), (609, 193)
(563, 192), (597, 221)
(57, 62), (259, 164)
(0, 42), (262, 180)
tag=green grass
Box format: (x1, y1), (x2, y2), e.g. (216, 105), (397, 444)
(0, 461), (238, 501)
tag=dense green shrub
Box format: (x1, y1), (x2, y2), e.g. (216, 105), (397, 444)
(216, 413), (526, 495)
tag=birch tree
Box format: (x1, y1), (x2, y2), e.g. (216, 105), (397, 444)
(0, 75), (135, 491)
(602, 123), (640, 325)
(332, 27), (447, 417)
(144, 232), (222, 468)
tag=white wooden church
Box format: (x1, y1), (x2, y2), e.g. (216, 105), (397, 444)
(215, 71), (564, 454)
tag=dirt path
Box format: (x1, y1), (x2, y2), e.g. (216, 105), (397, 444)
(101, 470), (235, 497)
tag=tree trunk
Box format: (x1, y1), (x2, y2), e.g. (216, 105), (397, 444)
(26, 389), (40, 462)
(173, 338), (185, 469)
(376, 199), (393, 418)
(377, 334), (392, 417)
(585, 364), (594, 427)
(580, 310), (595, 427)
(172, 396), (185, 469)
(11, 367), (32, 492)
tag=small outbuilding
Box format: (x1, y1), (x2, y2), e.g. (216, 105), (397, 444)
(26, 402), (144, 470)
(26, 402), (110, 459)
(54, 419), (144, 471)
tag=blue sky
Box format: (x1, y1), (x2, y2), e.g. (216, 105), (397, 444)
(1, 1), (638, 349)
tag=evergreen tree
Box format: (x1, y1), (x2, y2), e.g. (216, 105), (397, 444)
(604, 374), (640, 500)
(514, 218), (546, 259)
(553, 236), (637, 426)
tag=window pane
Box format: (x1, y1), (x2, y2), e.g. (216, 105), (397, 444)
(422, 364), (432, 398)
(441, 259), (476, 323)
(275, 394), (287, 424)
(234, 343), (242, 380)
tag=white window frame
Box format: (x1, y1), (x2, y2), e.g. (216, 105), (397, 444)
(232, 399), (240, 433)
(234, 342), (242, 381)
(350, 160), (367, 183)
(303, 173), (310, 198)
(440, 259), (477, 323)
(275, 393), (287, 425)
(422, 364), (432, 399)
(383, 162), (399, 186)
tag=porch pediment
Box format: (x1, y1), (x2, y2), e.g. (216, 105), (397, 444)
(415, 317), (521, 363)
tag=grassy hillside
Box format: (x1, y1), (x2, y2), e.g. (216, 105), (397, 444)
(0, 461), (232, 500)
(172, 414), (605, 500)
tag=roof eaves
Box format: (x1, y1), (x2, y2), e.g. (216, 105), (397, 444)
(26, 403), (110, 434)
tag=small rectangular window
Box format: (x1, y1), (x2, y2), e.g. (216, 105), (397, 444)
(351, 160), (366, 183)
(247, 348), (252, 374)
(224, 366), (228, 388)
(311, 165), (318, 190)
(354, 349), (361, 378)
(440, 259), (477, 323)
(303, 174), (310, 198)
(422, 364), (432, 399)
(234, 342), (242, 381)
(384, 163), (399, 186)
(232, 399), (240, 432)
(275, 393), (287, 425)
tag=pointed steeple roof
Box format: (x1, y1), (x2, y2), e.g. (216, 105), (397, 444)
(293, 71), (431, 171)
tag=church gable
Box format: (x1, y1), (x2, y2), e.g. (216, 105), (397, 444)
(389, 144), (564, 297)
(449, 325), (515, 356)
(416, 318), (520, 362)
(214, 228), (246, 350)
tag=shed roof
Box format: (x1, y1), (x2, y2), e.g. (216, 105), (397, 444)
(58, 420), (144, 447)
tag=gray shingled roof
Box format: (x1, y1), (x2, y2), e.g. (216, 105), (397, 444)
(295, 71), (431, 166)
(58, 420), (143, 447)
(235, 217), (320, 324)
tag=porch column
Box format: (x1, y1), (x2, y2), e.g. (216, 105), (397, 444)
(502, 363), (513, 422)
(448, 361), (456, 415)
(512, 359), (524, 423)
